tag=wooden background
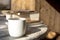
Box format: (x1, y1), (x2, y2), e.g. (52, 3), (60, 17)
(36, 0), (60, 40)
(38, 0), (60, 40)
(11, 0), (35, 11)
(39, 0), (60, 33)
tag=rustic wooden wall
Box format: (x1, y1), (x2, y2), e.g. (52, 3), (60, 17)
(40, 0), (60, 33)
(11, 0), (35, 11)
(38, 0), (60, 40)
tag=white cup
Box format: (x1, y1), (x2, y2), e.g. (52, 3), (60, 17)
(8, 18), (26, 37)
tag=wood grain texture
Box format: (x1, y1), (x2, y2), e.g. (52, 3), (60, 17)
(39, 0), (60, 40)
(11, 0), (35, 11)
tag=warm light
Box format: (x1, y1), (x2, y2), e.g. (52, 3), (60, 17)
(18, 13), (20, 15)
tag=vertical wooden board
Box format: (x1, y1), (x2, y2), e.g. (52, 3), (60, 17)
(49, 7), (56, 31)
(11, 0), (16, 10)
(44, 1), (51, 26)
(41, 0), (51, 26)
(35, 0), (40, 12)
(41, 0), (47, 23)
(40, 8), (43, 20)
(54, 11), (60, 33)
(40, 0), (45, 8)
(21, 0), (26, 10)
(29, 0), (35, 11)
(40, 0), (47, 25)
(11, 0), (22, 11)
(40, 8), (45, 21)
(46, 9), (51, 26)
(25, 0), (30, 10)
(15, 0), (22, 11)
(59, 13), (60, 34)
(41, 0), (46, 23)
(40, 0), (43, 20)
(40, 0), (45, 21)
(25, 0), (35, 11)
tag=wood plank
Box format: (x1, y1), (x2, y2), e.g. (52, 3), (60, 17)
(11, 0), (22, 11)
(54, 11), (60, 33)
(48, 5), (56, 31)
(40, 0), (60, 34)
(39, 0), (60, 40)
(40, 0), (51, 26)
(11, 0), (35, 11)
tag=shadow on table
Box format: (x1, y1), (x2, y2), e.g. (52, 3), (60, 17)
(0, 30), (9, 38)
(26, 26), (41, 35)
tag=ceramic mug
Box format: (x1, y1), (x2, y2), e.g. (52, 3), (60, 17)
(8, 18), (26, 37)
